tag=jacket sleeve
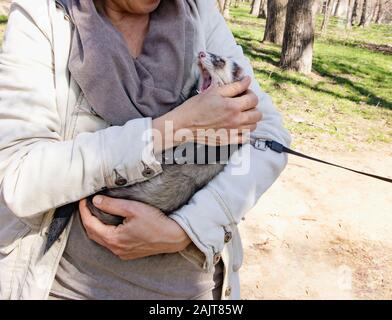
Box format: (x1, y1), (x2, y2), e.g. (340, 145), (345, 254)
(170, 1), (292, 271)
(0, 4), (162, 219)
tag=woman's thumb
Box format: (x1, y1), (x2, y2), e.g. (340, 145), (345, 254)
(93, 196), (136, 218)
(218, 75), (251, 98)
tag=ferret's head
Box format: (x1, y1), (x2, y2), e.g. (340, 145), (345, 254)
(197, 51), (244, 93)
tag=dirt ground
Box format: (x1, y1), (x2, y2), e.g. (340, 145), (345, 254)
(240, 143), (392, 299)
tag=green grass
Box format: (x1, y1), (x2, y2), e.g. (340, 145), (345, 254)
(229, 5), (392, 150)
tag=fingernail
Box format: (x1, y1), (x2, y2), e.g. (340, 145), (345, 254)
(93, 196), (103, 206)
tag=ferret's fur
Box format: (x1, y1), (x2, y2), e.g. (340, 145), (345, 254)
(45, 52), (244, 251)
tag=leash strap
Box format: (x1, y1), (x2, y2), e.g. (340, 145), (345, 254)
(252, 139), (392, 184)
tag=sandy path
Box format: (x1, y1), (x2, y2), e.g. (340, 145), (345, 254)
(240, 146), (392, 299)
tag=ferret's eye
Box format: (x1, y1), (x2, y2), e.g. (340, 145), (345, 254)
(213, 57), (226, 68)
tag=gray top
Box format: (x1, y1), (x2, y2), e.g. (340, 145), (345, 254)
(60, 0), (196, 126)
(50, 213), (223, 300)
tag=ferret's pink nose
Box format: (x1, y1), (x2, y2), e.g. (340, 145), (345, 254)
(199, 51), (206, 59)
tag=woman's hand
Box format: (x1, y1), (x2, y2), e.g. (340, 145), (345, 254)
(79, 196), (191, 260)
(152, 76), (261, 152)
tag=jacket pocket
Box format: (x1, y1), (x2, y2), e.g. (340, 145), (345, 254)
(179, 243), (207, 271)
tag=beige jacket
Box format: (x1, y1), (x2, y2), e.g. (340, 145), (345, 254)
(0, 0), (291, 300)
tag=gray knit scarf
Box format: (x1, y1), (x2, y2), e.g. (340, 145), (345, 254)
(59, 0), (196, 126)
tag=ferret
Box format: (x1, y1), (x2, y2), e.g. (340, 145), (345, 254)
(45, 52), (245, 252)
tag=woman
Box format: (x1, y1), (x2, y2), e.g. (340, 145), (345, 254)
(0, 0), (291, 300)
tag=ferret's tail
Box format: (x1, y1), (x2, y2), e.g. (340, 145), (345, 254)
(44, 202), (77, 254)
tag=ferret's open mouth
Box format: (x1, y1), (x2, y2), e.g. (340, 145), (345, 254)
(198, 62), (212, 93)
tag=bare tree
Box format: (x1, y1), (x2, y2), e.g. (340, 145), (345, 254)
(346, 0), (354, 27)
(321, 0), (335, 34)
(217, 0), (225, 13)
(375, 0), (385, 23)
(263, 0), (288, 45)
(316, 0), (325, 14)
(358, 0), (370, 26)
(280, 0), (317, 75)
(380, 0), (392, 23)
(223, 0), (231, 18)
(0, 0), (11, 16)
(334, 0), (341, 15)
(351, 0), (362, 25)
(371, 0), (378, 20)
(258, 0), (268, 18)
(217, 0), (231, 18)
(250, 0), (262, 15)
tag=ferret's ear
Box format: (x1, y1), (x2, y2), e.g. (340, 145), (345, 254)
(232, 62), (245, 81)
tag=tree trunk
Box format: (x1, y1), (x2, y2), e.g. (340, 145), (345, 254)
(321, 0), (334, 34)
(375, 0), (384, 23)
(358, 0), (369, 26)
(334, 0), (341, 15)
(250, 0), (262, 15)
(370, 0), (378, 21)
(280, 0), (316, 75)
(258, 0), (267, 18)
(0, 0), (11, 16)
(223, 0), (231, 18)
(316, 2), (322, 13)
(346, 0), (354, 28)
(263, 0), (288, 45)
(217, 0), (225, 13)
(351, 0), (361, 25)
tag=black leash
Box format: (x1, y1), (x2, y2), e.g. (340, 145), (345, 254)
(166, 140), (391, 184)
(253, 139), (392, 184)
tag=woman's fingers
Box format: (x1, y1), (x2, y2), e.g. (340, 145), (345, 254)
(79, 197), (187, 259)
(240, 108), (263, 126)
(92, 195), (138, 218)
(92, 195), (159, 220)
(217, 76), (251, 98)
(230, 90), (259, 111)
(237, 124), (257, 132)
(160, 75), (261, 148)
(79, 199), (116, 246)
(195, 107), (262, 145)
